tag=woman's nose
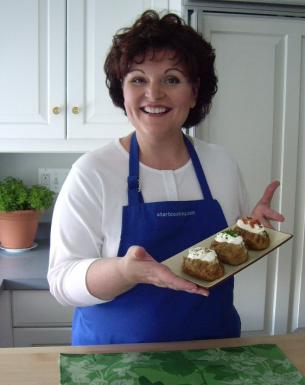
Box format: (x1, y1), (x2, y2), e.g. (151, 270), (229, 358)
(145, 81), (164, 100)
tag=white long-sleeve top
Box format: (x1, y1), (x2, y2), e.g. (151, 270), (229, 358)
(48, 136), (250, 307)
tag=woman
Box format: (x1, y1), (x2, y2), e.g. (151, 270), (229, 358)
(48, 11), (284, 345)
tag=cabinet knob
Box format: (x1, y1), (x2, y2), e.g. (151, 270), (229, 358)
(52, 106), (61, 115)
(72, 106), (80, 114)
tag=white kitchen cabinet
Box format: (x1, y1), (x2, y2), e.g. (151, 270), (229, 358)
(0, 291), (13, 347)
(12, 290), (73, 327)
(12, 290), (73, 347)
(0, 290), (73, 347)
(67, 0), (150, 140)
(0, 0), (180, 152)
(0, 0), (66, 140)
(0, 290), (74, 347)
(13, 327), (72, 347)
(195, 12), (304, 335)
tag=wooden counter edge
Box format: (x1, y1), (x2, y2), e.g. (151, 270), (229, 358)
(0, 331), (304, 355)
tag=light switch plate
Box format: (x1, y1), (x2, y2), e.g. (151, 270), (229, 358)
(38, 168), (70, 193)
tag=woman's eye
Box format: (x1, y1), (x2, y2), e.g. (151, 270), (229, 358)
(130, 77), (146, 85)
(164, 76), (180, 86)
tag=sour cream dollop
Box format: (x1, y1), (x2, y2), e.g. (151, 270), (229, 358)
(215, 231), (244, 245)
(187, 247), (217, 263)
(236, 217), (265, 234)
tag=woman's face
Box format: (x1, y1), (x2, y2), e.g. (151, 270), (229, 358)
(122, 50), (197, 141)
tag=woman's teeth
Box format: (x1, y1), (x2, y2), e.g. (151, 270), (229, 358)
(142, 106), (169, 114)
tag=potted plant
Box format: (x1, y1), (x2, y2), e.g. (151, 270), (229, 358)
(0, 177), (55, 249)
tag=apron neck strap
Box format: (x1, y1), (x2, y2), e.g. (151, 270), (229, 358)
(128, 133), (144, 204)
(128, 132), (213, 204)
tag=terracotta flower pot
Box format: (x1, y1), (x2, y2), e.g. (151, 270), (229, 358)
(0, 210), (41, 249)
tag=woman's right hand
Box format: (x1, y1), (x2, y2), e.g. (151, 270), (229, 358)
(119, 246), (209, 296)
(86, 245), (209, 301)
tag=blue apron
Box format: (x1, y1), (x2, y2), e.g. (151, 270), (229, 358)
(72, 133), (240, 345)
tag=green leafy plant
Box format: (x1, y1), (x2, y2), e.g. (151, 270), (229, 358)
(0, 177), (55, 212)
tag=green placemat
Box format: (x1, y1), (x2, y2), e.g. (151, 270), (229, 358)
(60, 344), (305, 385)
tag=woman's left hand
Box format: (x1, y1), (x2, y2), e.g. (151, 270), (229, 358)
(251, 180), (285, 229)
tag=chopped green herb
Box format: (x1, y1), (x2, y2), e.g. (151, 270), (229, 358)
(223, 229), (238, 237)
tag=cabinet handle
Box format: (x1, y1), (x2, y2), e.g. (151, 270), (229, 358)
(72, 106), (80, 114)
(52, 106), (61, 115)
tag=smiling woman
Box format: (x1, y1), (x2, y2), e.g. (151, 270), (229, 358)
(48, 10), (284, 346)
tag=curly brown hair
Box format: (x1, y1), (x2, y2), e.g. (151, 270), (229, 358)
(104, 10), (218, 128)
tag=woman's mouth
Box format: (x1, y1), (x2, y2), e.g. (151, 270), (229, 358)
(140, 106), (171, 115)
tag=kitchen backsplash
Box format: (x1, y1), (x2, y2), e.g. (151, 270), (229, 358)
(0, 153), (82, 223)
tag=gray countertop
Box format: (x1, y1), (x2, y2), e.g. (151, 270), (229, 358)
(0, 239), (50, 291)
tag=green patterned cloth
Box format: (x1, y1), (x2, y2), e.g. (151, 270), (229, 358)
(60, 344), (305, 385)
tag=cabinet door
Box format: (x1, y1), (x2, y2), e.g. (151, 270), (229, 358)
(67, 0), (170, 139)
(12, 291), (73, 327)
(13, 327), (71, 347)
(0, 0), (66, 139)
(198, 14), (303, 335)
(12, 290), (73, 347)
(0, 291), (13, 347)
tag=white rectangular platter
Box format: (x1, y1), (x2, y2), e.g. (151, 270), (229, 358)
(162, 227), (293, 289)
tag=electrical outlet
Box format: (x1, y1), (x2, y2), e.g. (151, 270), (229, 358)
(38, 169), (51, 189)
(38, 168), (70, 193)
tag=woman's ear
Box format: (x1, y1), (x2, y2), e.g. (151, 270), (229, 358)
(191, 79), (200, 108)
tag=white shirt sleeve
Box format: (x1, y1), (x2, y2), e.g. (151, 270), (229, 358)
(48, 156), (107, 307)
